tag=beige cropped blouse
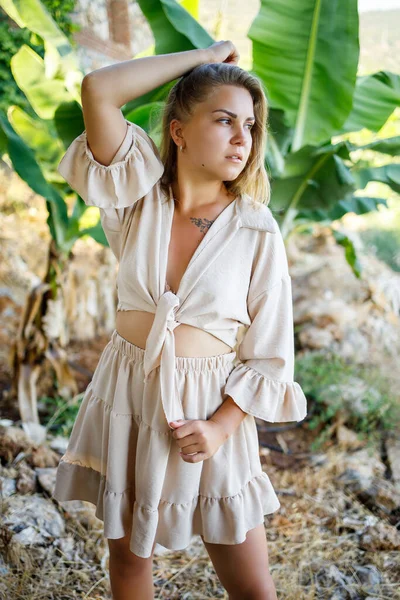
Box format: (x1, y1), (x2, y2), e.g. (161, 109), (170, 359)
(57, 118), (307, 426)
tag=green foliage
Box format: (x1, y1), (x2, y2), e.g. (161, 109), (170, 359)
(332, 229), (362, 278)
(295, 350), (400, 451)
(0, 1), (79, 116)
(40, 390), (83, 438)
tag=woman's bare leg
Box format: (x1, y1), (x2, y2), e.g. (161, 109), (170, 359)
(108, 529), (157, 600)
(201, 523), (278, 600)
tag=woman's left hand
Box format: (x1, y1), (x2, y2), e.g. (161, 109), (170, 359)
(169, 418), (229, 463)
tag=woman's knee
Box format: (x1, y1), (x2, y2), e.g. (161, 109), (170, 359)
(228, 572), (278, 599)
(107, 532), (156, 575)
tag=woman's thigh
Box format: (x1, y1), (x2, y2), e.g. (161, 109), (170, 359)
(201, 523), (271, 596)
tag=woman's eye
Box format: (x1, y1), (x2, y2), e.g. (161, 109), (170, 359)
(218, 118), (253, 129)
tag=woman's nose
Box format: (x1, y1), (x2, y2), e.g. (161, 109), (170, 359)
(231, 127), (247, 143)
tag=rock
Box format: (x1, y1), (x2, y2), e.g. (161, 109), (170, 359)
(298, 325), (335, 348)
(289, 229), (400, 365)
(323, 378), (381, 416)
(332, 328), (370, 363)
(2, 495), (65, 546)
(0, 424), (32, 464)
(360, 521), (400, 551)
(16, 462), (36, 494)
(48, 435), (69, 454)
(315, 564), (355, 599)
(356, 478), (400, 516)
(54, 498), (104, 532)
(29, 445), (60, 468)
(295, 297), (358, 330)
(35, 466), (58, 495)
(0, 476), (17, 498)
(336, 425), (365, 450)
(337, 465), (400, 521)
(337, 448), (386, 480)
(352, 565), (382, 594)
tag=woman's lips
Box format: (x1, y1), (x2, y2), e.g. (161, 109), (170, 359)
(225, 156), (242, 163)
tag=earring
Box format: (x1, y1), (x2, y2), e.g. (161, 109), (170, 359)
(179, 145), (183, 152)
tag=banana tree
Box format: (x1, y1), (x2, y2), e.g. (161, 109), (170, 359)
(132, 0), (400, 278)
(0, 0), (103, 435)
(0, 0), (203, 434)
(0, 0), (90, 437)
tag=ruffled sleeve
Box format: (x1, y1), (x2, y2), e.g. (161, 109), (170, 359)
(224, 236), (307, 423)
(57, 118), (164, 237)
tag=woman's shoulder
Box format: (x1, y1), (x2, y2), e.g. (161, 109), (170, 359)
(57, 118), (165, 211)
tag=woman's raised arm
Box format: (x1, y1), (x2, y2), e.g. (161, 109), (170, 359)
(85, 48), (207, 108)
(81, 49), (207, 167)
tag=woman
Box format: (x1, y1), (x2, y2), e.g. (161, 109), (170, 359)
(52, 40), (307, 599)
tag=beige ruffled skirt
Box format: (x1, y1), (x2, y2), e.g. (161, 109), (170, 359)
(52, 329), (280, 558)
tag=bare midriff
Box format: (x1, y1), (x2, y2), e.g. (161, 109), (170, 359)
(115, 310), (233, 357)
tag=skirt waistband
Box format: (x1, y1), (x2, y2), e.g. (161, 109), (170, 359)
(110, 329), (237, 373)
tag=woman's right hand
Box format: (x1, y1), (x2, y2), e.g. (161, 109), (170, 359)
(203, 41), (240, 66)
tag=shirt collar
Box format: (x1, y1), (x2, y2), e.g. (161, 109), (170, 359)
(236, 193), (277, 233)
(163, 185), (277, 234)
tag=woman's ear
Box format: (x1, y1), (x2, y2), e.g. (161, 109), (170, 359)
(170, 119), (185, 149)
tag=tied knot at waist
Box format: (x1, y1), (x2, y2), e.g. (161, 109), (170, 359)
(142, 291), (185, 424)
(143, 291), (181, 383)
(166, 317), (181, 333)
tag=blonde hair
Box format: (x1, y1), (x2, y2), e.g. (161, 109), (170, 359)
(152, 62), (271, 207)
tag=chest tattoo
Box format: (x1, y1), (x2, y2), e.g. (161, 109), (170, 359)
(189, 217), (216, 234)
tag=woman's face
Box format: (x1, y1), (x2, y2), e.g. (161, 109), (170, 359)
(171, 84), (255, 181)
